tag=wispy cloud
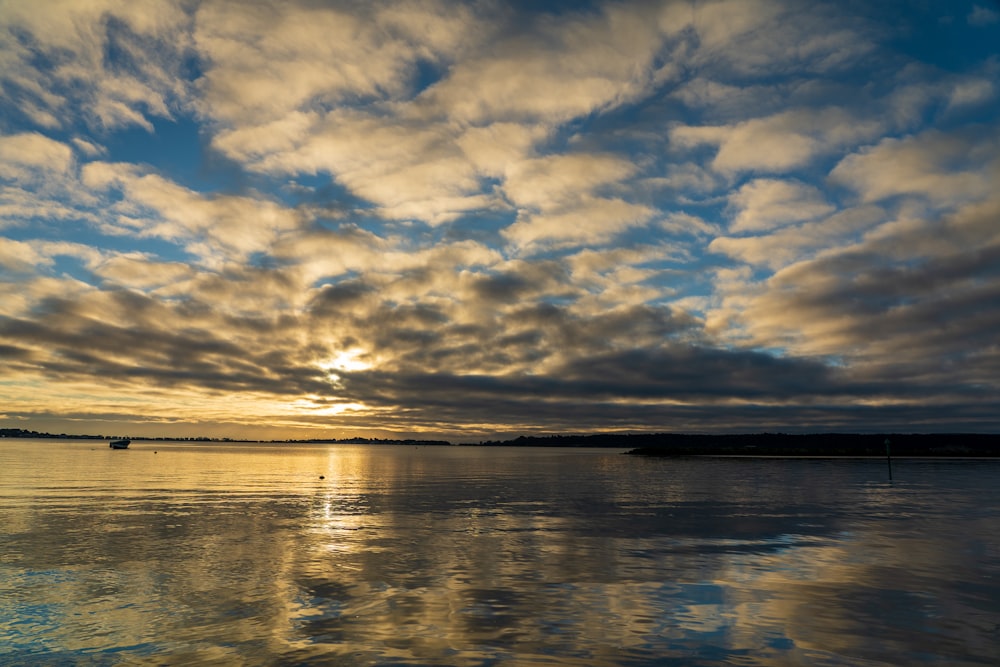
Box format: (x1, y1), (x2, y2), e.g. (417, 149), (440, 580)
(0, 0), (192, 131)
(968, 4), (1000, 26)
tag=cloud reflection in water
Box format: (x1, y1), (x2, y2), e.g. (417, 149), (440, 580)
(1, 444), (998, 665)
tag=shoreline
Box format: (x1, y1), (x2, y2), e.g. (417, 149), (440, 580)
(3, 428), (1000, 456)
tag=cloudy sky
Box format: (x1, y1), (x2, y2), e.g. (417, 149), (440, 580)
(1, 0), (999, 440)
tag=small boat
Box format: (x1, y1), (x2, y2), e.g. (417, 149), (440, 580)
(109, 439), (130, 449)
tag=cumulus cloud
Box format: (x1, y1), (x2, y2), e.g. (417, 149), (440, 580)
(456, 123), (550, 178)
(710, 205), (886, 269)
(0, 134), (99, 230)
(503, 196), (656, 251)
(0, 132), (74, 180)
(499, 153), (655, 250)
(81, 162), (303, 267)
(193, 0), (478, 126)
(503, 153), (638, 209)
(417, 1), (672, 125)
(726, 179), (834, 233)
(946, 77), (996, 110)
(3, 0), (1000, 437)
(195, 1), (513, 228)
(830, 128), (1000, 208)
(216, 109), (498, 226)
(707, 191), (1000, 405)
(0, 238), (52, 273)
(198, 1), (678, 232)
(91, 253), (195, 290)
(671, 107), (885, 174)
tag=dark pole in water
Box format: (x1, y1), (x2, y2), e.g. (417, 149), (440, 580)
(885, 438), (892, 481)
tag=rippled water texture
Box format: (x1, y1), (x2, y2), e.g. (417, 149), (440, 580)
(2, 440), (999, 665)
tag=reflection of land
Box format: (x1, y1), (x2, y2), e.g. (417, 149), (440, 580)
(621, 432), (1000, 456)
(2, 443), (999, 665)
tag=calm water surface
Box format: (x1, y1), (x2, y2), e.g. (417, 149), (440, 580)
(1, 440), (999, 666)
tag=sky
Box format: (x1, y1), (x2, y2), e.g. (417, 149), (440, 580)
(1, 0), (999, 441)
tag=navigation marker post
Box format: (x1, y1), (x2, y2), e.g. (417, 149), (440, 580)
(885, 438), (892, 481)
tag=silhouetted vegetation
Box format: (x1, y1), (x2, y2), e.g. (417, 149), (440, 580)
(0, 428), (449, 446)
(4, 427), (999, 455)
(478, 432), (1000, 456)
(286, 437), (452, 445)
(1, 428), (113, 440)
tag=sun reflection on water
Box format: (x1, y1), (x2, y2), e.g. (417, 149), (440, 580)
(1, 444), (999, 665)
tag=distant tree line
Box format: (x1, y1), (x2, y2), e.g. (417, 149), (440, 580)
(288, 437), (452, 445)
(4, 428), (999, 455)
(478, 432), (1000, 456)
(0, 428), (450, 445)
(1, 428), (109, 440)
(0, 429), (213, 441)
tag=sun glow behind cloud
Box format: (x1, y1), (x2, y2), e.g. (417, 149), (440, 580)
(321, 349), (374, 376)
(1, 0), (999, 439)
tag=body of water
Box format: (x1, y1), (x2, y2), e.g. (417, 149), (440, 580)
(1, 439), (999, 665)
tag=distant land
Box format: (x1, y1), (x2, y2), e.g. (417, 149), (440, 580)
(0, 429), (449, 446)
(480, 432), (1000, 456)
(3, 428), (1000, 456)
